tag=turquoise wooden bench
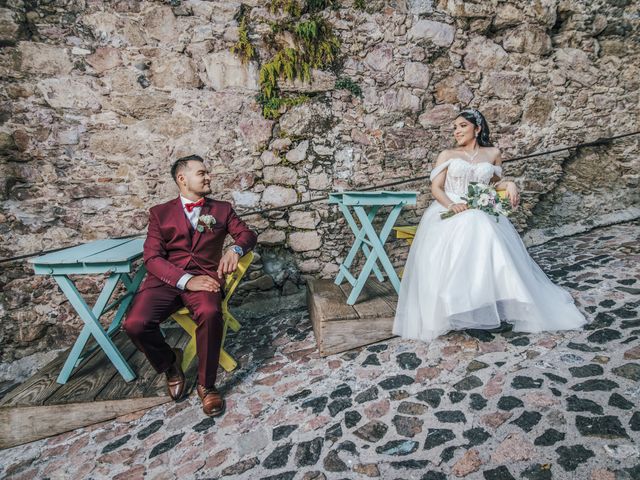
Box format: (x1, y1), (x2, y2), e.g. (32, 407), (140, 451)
(29, 238), (146, 384)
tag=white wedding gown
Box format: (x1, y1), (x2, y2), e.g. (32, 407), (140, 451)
(393, 158), (587, 342)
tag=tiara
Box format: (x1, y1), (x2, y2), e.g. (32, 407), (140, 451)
(461, 109), (483, 127)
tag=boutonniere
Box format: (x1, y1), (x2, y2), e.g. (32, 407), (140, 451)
(197, 214), (216, 232)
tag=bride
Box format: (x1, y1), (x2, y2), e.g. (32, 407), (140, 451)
(393, 109), (587, 342)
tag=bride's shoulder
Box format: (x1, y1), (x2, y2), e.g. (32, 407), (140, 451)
(435, 149), (458, 164)
(482, 146), (502, 164)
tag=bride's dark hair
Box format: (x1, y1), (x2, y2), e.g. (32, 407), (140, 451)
(457, 109), (493, 147)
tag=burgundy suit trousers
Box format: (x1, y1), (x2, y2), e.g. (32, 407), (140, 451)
(124, 285), (223, 388)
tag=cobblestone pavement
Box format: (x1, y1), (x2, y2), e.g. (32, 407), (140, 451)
(1, 221), (639, 480)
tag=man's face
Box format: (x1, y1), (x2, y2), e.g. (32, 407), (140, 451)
(177, 160), (212, 196)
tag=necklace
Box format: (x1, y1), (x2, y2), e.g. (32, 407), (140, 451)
(462, 144), (480, 163)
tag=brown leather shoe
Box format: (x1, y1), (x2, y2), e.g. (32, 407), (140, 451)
(196, 384), (225, 417)
(165, 348), (185, 401)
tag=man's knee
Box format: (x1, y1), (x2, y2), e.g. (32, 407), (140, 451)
(123, 313), (147, 339)
(193, 302), (223, 324)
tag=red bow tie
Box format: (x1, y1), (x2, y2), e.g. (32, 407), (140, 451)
(184, 198), (205, 212)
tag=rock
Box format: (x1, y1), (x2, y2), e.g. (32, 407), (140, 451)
(150, 54), (201, 89)
(569, 364), (604, 378)
(608, 393), (634, 410)
(288, 231), (321, 252)
(522, 93), (554, 126)
(203, 51), (259, 91)
(263, 444), (293, 469)
(258, 229), (286, 245)
(571, 379), (619, 392)
(483, 466), (516, 480)
(404, 62), (431, 89)
(418, 104), (459, 128)
(301, 396), (327, 414)
(101, 434), (131, 454)
(631, 412), (640, 431)
(375, 440), (419, 456)
(273, 425), (297, 441)
(308, 172), (331, 190)
(409, 20), (455, 47)
(286, 140), (309, 164)
(511, 376), (543, 389)
(453, 375), (483, 391)
(397, 401), (427, 415)
(482, 411), (513, 429)
(534, 428), (565, 446)
(491, 433), (536, 463)
(364, 44), (394, 72)
(38, 78), (102, 111)
(467, 360), (489, 372)
(469, 393), (488, 411)
(587, 329), (622, 344)
(295, 437), (324, 467)
(353, 463), (380, 477)
(497, 396), (524, 411)
(86, 47), (121, 73)
(521, 464), (553, 480)
(612, 363), (640, 381)
(280, 69), (336, 93)
(18, 42), (73, 75)
(433, 74), (474, 104)
(262, 185), (297, 207)
(502, 25), (552, 55)
(416, 388), (444, 408)
(222, 457), (259, 476)
(137, 420), (163, 440)
(149, 433), (185, 458)
(280, 103), (333, 136)
(510, 411), (542, 432)
(379, 374), (414, 390)
(567, 395), (603, 415)
(464, 36), (509, 71)
(493, 4), (524, 29)
(624, 345), (640, 359)
(345, 411), (362, 428)
(354, 421), (388, 443)
(327, 398), (351, 417)
(392, 415), (423, 438)
(263, 166), (298, 186)
(288, 211), (320, 229)
(424, 428), (455, 449)
(396, 352), (422, 370)
(480, 72), (530, 100)
(451, 449), (482, 477)
(355, 386), (379, 404)
(449, 391), (466, 403)
(0, 8), (19, 44)
(435, 410), (466, 423)
(556, 445), (595, 471)
(462, 427), (490, 446)
(323, 450), (347, 472)
(576, 415), (628, 439)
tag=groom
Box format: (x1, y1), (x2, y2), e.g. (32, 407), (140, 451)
(124, 154), (257, 416)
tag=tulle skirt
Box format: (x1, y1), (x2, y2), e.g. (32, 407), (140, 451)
(392, 195), (588, 342)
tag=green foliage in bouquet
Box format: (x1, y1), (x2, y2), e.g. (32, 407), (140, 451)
(441, 183), (512, 222)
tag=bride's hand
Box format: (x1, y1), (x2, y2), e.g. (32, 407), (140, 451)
(504, 182), (519, 208)
(450, 203), (469, 214)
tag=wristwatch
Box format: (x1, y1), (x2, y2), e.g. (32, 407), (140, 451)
(230, 245), (243, 256)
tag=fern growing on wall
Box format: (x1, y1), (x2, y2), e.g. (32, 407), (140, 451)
(230, 2), (345, 119)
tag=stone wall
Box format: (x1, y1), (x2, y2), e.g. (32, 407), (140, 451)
(0, 0), (639, 362)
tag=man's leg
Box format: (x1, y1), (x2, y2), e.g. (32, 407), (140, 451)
(123, 286), (183, 375)
(181, 289), (225, 416)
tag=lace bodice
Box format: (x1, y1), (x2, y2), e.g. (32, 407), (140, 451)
(430, 158), (502, 196)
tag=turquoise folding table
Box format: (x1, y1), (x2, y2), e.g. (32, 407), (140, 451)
(328, 191), (418, 305)
(29, 238), (146, 384)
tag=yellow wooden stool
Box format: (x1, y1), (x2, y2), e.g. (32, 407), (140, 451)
(169, 251), (254, 373)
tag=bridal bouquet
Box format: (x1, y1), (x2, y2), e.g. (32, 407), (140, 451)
(441, 183), (512, 222)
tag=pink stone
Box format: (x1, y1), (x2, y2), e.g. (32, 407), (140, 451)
(481, 411), (513, 429)
(479, 340), (508, 353)
(364, 399), (390, 419)
(416, 367), (441, 382)
(491, 433), (537, 463)
(96, 448), (136, 465)
(328, 359), (342, 369)
(205, 448), (231, 469)
(536, 337), (557, 349)
(523, 392), (559, 408)
(452, 449), (483, 477)
(624, 345), (640, 360)
(483, 373), (505, 397)
(353, 463), (381, 476)
(257, 362), (288, 374)
(247, 397), (264, 416)
(175, 459), (205, 477)
(255, 373), (281, 386)
(442, 345), (462, 355)
(590, 468), (615, 480)
(112, 465), (145, 480)
(302, 415), (331, 432)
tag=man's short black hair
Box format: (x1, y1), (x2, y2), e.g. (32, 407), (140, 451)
(171, 154), (204, 182)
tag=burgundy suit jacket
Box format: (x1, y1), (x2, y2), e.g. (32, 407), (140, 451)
(140, 196), (257, 291)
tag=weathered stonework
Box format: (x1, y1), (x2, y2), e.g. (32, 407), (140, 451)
(0, 0), (638, 362)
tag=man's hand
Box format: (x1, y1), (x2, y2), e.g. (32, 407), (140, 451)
(186, 275), (220, 293)
(218, 249), (239, 278)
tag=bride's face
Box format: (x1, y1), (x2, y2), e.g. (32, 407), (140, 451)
(453, 116), (480, 147)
